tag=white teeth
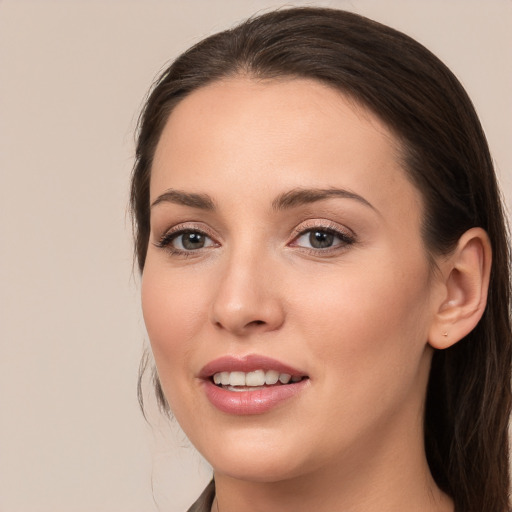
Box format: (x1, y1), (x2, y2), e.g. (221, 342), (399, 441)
(212, 370), (304, 387)
(230, 371), (246, 386)
(265, 370), (279, 385)
(278, 373), (291, 384)
(246, 370), (265, 386)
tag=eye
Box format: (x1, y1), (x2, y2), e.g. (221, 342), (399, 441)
(172, 231), (214, 250)
(291, 225), (355, 251)
(156, 228), (217, 253)
(299, 230), (336, 249)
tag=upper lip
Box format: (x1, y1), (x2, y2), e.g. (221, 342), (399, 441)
(199, 354), (307, 379)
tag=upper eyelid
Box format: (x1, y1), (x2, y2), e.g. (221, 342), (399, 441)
(157, 222), (218, 239)
(290, 219), (355, 238)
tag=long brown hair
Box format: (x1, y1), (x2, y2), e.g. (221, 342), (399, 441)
(131, 8), (511, 511)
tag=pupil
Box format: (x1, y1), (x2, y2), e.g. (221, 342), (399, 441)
(309, 230), (333, 249)
(183, 232), (205, 249)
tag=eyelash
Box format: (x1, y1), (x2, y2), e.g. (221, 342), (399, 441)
(289, 221), (356, 255)
(154, 225), (218, 257)
(154, 221), (356, 257)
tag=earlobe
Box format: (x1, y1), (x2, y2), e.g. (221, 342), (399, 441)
(428, 228), (492, 350)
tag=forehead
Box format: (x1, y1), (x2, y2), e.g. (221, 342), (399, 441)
(151, 77), (421, 221)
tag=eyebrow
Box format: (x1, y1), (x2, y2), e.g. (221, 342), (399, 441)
(272, 187), (376, 212)
(151, 189), (216, 210)
(150, 187), (376, 213)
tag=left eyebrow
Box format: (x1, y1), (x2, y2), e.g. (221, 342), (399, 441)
(150, 189), (216, 210)
(272, 187), (377, 212)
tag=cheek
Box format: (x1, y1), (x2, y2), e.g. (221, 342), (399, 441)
(294, 252), (433, 385)
(141, 263), (214, 423)
(290, 257), (434, 448)
(141, 263), (207, 378)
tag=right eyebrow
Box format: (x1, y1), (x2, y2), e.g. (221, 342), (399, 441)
(271, 187), (377, 213)
(150, 189), (216, 210)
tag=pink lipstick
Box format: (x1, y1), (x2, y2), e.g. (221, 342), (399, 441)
(199, 354), (309, 415)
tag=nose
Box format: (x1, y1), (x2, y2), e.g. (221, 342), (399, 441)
(210, 252), (285, 337)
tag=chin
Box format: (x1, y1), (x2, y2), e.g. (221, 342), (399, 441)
(210, 455), (306, 484)
(191, 427), (312, 483)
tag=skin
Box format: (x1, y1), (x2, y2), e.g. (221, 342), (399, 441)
(142, 77), (455, 511)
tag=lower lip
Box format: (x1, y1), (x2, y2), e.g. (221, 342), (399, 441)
(202, 379), (309, 415)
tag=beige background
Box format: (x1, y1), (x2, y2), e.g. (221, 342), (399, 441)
(0, 1), (510, 511)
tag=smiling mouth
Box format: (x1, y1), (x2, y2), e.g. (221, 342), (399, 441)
(212, 369), (308, 391)
(202, 357), (310, 414)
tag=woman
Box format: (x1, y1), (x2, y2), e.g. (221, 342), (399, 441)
(131, 7), (511, 512)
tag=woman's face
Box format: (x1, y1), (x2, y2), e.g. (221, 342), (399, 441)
(142, 78), (443, 482)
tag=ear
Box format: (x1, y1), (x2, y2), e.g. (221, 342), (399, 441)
(428, 227), (492, 350)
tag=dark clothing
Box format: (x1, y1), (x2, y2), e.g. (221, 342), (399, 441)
(186, 480), (215, 512)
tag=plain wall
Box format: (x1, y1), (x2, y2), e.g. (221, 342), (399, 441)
(0, 1), (510, 511)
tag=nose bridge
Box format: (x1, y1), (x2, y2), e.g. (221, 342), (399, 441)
(210, 238), (284, 335)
